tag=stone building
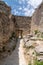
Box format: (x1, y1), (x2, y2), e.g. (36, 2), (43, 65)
(31, 2), (43, 34)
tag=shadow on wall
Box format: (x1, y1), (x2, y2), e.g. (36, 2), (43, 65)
(0, 39), (21, 65)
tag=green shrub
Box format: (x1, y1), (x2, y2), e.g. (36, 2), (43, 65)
(41, 32), (43, 38)
(34, 30), (38, 35)
(32, 52), (34, 55)
(28, 63), (31, 65)
(34, 59), (43, 65)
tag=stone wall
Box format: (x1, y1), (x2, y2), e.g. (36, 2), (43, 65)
(31, 2), (43, 34)
(13, 16), (32, 36)
(0, 1), (17, 59)
(0, 1), (11, 15)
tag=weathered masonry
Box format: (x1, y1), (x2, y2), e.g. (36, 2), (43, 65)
(12, 15), (32, 38)
(31, 2), (43, 34)
(0, 1), (16, 58)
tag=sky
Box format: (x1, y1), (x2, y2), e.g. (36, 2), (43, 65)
(3, 0), (42, 16)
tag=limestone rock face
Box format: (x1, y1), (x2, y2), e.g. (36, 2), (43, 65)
(0, 13), (14, 43)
